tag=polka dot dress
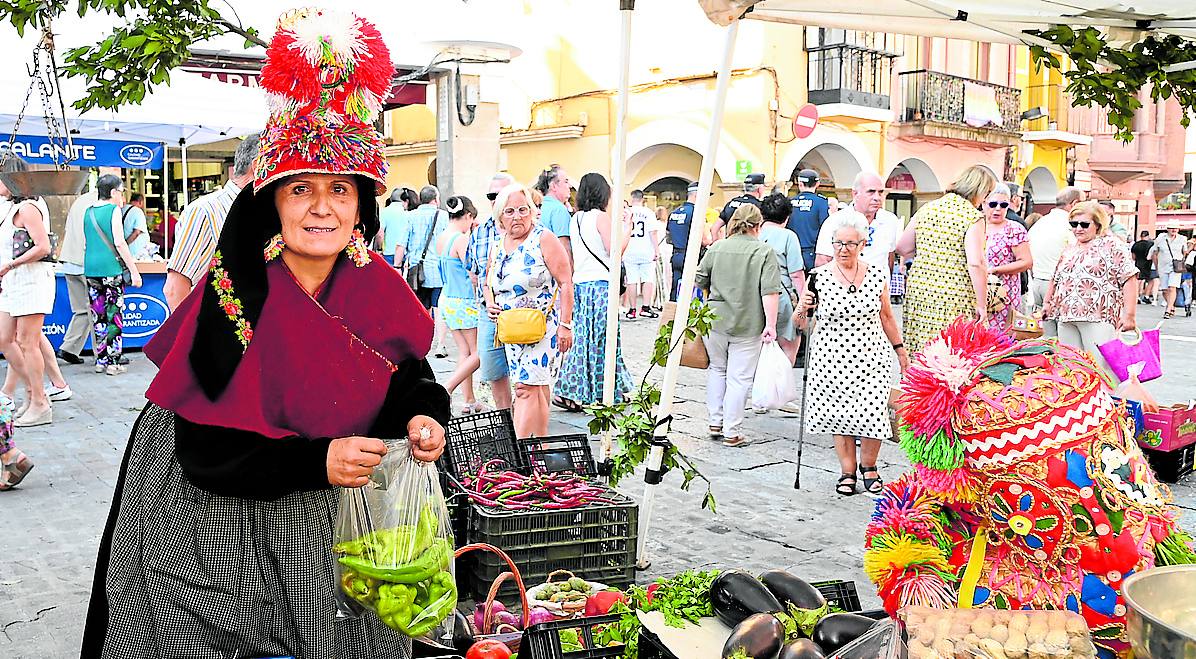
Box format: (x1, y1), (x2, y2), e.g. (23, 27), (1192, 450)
(804, 264), (894, 440)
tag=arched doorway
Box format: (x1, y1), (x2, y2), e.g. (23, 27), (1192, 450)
(644, 176), (689, 212)
(885, 158), (941, 223)
(1023, 166), (1059, 211)
(790, 143), (864, 198)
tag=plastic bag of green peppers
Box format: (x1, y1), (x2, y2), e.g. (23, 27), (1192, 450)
(333, 439), (457, 643)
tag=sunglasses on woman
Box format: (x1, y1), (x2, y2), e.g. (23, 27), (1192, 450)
(1069, 220), (1092, 228)
(986, 201), (1009, 209)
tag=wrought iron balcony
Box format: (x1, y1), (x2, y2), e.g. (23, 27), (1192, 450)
(894, 70), (1022, 146)
(806, 43), (895, 111)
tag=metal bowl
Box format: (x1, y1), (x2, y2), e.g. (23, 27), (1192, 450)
(0, 169), (89, 197)
(1122, 564), (1196, 659)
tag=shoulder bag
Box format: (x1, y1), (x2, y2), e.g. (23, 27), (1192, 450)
(575, 211), (627, 295)
(86, 207), (133, 286)
(405, 212), (438, 291)
(1165, 238), (1183, 274)
(9, 200), (58, 263)
(487, 243), (559, 345)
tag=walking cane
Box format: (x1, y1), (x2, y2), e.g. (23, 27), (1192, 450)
(794, 272), (818, 490)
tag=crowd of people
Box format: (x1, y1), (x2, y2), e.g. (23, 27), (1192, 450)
(2, 137), (1192, 497)
(365, 163), (1194, 497)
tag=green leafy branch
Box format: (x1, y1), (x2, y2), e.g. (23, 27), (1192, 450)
(1028, 26), (1196, 142)
(586, 299), (718, 512)
(1, 0), (266, 112)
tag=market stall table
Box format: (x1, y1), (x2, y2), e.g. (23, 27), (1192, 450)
(43, 261), (169, 351)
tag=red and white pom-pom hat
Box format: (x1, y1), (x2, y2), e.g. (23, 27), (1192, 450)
(253, 8), (394, 194)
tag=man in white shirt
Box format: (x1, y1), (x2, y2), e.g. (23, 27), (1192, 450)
(1153, 226), (1188, 317)
(623, 189), (661, 319)
(814, 171), (900, 271)
(57, 189), (98, 363)
(1027, 186), (1083, 308)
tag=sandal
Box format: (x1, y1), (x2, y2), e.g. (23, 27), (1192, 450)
(860, 465), (884, 495)
(836, 473), (858, 496)
(551, 396), (583, 413)
(1164, 310), (1175, 319)
(0, 451), (34, 491)
(709, 425), (723, 438)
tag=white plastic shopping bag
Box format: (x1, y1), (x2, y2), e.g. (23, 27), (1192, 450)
(752, 341), (798, 410)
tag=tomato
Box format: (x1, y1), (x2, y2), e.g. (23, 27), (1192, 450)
(466, 639), (512, 659)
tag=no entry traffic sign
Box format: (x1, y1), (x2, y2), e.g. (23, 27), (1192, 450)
(793, 103), (819, 139)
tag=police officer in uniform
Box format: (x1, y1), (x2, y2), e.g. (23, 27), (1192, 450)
(715, 173), (765, 239)
(666, 182), (712, 301)
(787, 168), (830, 271)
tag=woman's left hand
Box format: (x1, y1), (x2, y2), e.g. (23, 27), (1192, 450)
(557, 325), (573, 353)
(897, 348), (910, 372)
(1118, 310), (1137, 332)
(407, 415), (445, 462)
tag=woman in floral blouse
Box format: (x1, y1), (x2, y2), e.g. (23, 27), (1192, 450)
(1042, 201), (1137, 381)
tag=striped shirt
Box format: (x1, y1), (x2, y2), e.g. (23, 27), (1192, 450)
(167, 180), (242, 283)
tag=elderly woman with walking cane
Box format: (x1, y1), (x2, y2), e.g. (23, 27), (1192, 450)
(799, 216), (908, 496)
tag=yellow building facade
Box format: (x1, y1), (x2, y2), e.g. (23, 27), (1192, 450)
(379, 2), (1078, 223)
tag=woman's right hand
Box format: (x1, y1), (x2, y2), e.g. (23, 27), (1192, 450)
(799, 291), (817, 314)
(130, 272), (143, 288)
(327, 436), (388, 488)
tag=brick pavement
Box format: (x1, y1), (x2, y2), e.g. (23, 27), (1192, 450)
(1, 301), (1193, 657)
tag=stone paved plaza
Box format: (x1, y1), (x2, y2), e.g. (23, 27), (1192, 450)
(2, 302), (1193, 657)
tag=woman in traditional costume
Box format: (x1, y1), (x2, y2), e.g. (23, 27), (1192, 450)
(81, 9), (450, 658)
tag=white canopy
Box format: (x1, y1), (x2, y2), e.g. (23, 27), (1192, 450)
(0, 71), (266, 146)
(707, 0), (1196, 47)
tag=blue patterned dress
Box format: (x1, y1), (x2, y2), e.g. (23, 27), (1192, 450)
(488, 225), (560, 386)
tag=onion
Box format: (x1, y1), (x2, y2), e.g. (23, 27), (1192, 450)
(526, 607), (556, 627)
(474, 600), (507, 632)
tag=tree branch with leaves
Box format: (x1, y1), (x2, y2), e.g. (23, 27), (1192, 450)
(1028, 26), (1196, 142)
(586, 299), (719, 512)
(1, 0), (265, 112)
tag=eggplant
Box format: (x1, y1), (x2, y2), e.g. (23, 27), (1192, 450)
(721, 613), (784, 659)
(778, 638), (825, 659)
(758, 570), (826, 611)
(811, 613), (876, 654)
(710, 570), (784, 627)
(450, 609), (474, 652)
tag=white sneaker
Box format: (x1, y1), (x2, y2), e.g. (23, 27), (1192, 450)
(44, 384), (72, 402)
(753, 406), (768, 415)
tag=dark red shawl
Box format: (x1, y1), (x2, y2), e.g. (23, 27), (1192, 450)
(146, 255), (433, 439)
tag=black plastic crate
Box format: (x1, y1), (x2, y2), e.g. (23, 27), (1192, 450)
(442, 409), (525, 480)
(520, 614), (625, 659)
(812, 579), (863, 613)
(638, 626), (676, 659)
(464, 489), (638, 600)
(519, 434), (598, 477)
(1144, 443), (1196, 483)
(444, 488), (469, 548)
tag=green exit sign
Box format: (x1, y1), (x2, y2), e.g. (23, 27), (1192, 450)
(735, 160), (753, 178)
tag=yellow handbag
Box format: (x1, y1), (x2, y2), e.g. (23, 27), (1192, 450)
(496, 286), (558, 345)
(497, 307), (549, 345)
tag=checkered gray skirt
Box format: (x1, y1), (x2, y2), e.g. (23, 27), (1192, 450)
(93, 404), (412, 658)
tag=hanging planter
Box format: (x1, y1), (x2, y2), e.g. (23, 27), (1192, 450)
(0, 169), (89, 197)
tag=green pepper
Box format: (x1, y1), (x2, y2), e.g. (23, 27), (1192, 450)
(338, 538), (452, 584)
(400, 578), (458, 637)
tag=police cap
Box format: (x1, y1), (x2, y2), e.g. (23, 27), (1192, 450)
(797, 169), (819, 186)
